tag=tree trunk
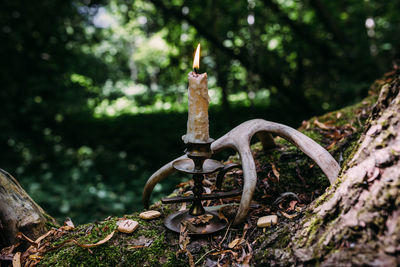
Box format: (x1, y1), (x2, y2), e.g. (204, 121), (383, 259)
(0, 169), (53, 249)
(254, 71), (400, 266)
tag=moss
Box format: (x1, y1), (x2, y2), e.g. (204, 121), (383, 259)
(40, 244), (122, 267)
(43, 213), (59, 228)
(38, 212), (185, 267)
(124, 233), (185, 267)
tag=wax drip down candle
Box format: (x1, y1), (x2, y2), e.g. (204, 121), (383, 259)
(182, 44), (210, 143)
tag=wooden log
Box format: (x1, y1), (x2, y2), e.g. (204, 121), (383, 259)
(0, 169), (53, 248)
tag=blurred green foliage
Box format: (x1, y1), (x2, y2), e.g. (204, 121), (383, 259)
(0, 0), (399, 223)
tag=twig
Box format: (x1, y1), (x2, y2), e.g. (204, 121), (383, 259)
(194, 249), (216, 265)
(218, 222), (232, 247)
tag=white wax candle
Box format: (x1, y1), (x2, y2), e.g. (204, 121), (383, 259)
(182, 71), (210, 143)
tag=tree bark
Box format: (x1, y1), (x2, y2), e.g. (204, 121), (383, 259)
(0, 169), (53, 249)
(254, 71), (400, 266)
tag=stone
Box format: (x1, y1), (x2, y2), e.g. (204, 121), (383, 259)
(257, 215), (278, 228)
(117, 219), (139, 234)
(139, 210), (161, 220)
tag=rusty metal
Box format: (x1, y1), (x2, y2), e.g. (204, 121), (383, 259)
(164, 210), (226, 235)
(160, 139), (242, 235)
(161, 189), (242, 204)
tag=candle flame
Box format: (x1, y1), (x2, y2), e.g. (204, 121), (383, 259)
(193, 43), (200, 70)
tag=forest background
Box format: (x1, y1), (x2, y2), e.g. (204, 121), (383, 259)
(0, 0), (399, 224)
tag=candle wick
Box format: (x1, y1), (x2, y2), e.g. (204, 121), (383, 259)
(194, 68), (199, 74)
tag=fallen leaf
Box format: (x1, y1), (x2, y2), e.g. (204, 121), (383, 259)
(314, 119), (330, 130)
(326, 141), (337, 150)
(28, 254), (42, 261)
(228, 238), (241, 249)
(34, 230), (54, 245)
(16, 232), (37, 247)
(64, 218), (75, 228)
(183, 191), (193, 197)
(78, 231), (115, 248)
(184, 214), (213, 225)
(218, 209), (229, 223)
(301, 120), (310, 129)
(281, 211), (298, 220)
(176, 181), (191, 188)
(179, 224), (190, 250)
(288, 200), (298, 211)
(179, 202), (187, 211)
(271, 163), (280, 181)
(211, 250), (239, 260)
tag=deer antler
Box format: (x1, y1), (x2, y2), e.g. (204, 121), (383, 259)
(143, 119), (340, 225)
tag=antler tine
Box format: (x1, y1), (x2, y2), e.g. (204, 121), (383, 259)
(143, 134), (238, 209)
(143, 155), (187, 208)
(233, 144), (257, 225)
(215, 119), (339, 225)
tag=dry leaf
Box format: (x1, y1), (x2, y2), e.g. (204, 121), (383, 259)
(281, 211), (298, 220)
(271, 163), (280, 181)
(28, 254), (42, 261)
(177, 223), (194, 267)
(179, 202), (187, 211)
(16, 232), (37, 247)
(185, 214), (213, 225)
(314, 119), (330, 130)
(218, 209), (229, 223)
(64, 218), (75, 228)
(176, 181), (191, 188)
(34, 230), (54, 245)
(228, 238), (241, 249)
(179, 224), (190, 250)
(288, 200), (298, 211)
(183, 191), (193, 197)
(12, 252), (21, 267)
(78, 231), (115, 248)
(211, 249), (238, 259)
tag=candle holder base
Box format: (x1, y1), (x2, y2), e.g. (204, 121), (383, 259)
(161, 139), (241, 235)
(164, 210), (227, 235)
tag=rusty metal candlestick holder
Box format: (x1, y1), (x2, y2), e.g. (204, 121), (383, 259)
(161, 139), (241, 235)
(144, 119), (340, 226)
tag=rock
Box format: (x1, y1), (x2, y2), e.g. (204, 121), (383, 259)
(139, 210), (161, 220)
(257, 215), (278, 228)
(117, 219), (139, 234)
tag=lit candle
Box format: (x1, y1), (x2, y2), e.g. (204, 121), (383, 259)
(182, 44), (210, 143)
